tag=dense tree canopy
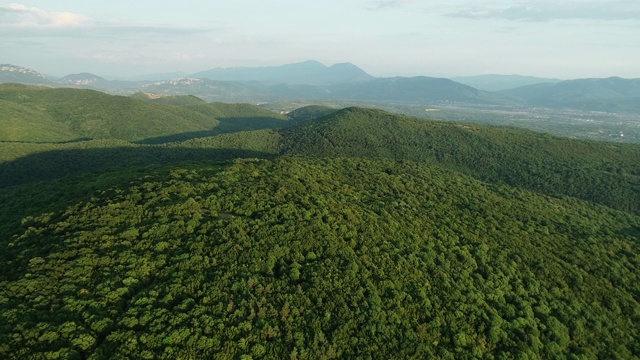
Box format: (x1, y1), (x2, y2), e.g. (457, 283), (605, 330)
(280, 107), (640, 214)
(1, 157), (639, 359)
(1, 91), (639, 358)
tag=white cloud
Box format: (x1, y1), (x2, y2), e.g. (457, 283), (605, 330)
(0, 3), (213, 39)
(448, 1), (640, 21)
(0, 3), (90, 27)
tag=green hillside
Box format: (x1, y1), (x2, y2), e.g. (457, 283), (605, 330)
(1, 96), (640, 358)
(0, 84), (221, 142)
(182, 102), (288, 124)
(286, 105), (339, 124)
(130, 93), (207, 106)
(280, 107), (640, 214)
(2, 105), (639, 214)
(1, 157), (639, 359)
(0, 85), (292, 144)
(167, 129), (281, 154)
(0, 99), (79, 142)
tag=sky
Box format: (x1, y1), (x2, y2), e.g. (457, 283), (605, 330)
(1, 0), (639, 79)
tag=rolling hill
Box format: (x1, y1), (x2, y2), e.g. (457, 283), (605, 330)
(0, 84), (221, 142)
(0, 84), (289, 143)
(286, 105), (339, 123)
(279, 107), (640, 214)
(1, 89), (639, 358)
(0, 98), (79, 142)
(2, 98), (639, 214)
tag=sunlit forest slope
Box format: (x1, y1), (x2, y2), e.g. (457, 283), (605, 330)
(1, 86), (639, 359)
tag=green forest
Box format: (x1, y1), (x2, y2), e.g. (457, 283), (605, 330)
(1, 85), (639, 359)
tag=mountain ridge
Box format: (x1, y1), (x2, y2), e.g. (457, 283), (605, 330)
(453, 74), (562, 91)
(3, 62), (640, 113)
(326, 76), (509, 104)
(191, 60), (374, 85)
(501, 77), (640, 112)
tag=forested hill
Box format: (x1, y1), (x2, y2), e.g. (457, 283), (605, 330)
(2, 98), (639, 215)
(280, 107), (640, 215)
(1, 157), (639, 359)
(2, 102), (640, 214)
(0, 84), (287, 143)
(1, 94), (640, 358)
(0, 84), (218, 142)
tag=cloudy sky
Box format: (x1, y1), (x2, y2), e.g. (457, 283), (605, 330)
(1, 0), (639, 79)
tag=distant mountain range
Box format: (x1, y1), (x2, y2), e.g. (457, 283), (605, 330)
(2, 62), (639, 112)
(326, 76), (508, 104)
(192, 60), (373, 85)
(501, 77), (640, 112)
(453, 74), (562, 92)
